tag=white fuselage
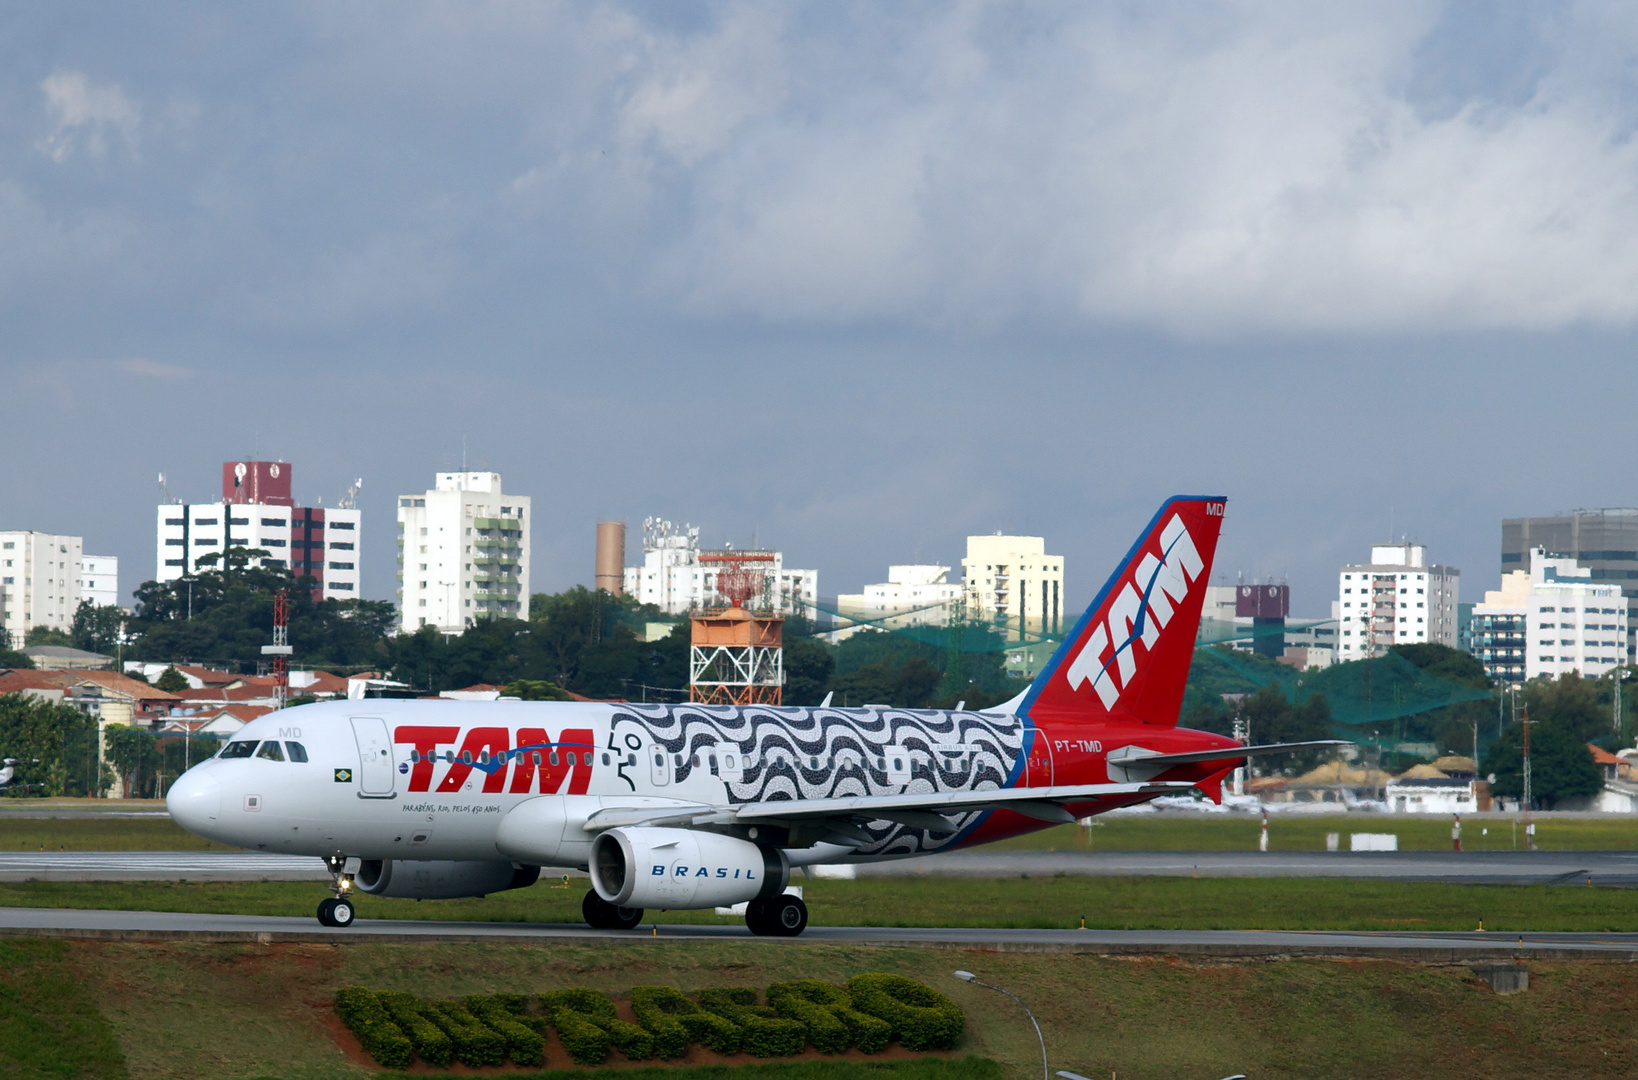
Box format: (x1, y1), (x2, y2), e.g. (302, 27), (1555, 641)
(167, 698), (1034, 868)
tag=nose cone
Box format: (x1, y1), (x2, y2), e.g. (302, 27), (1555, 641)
(166, 768), (221, 838)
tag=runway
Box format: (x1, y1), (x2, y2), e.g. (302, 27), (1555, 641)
(5, 848), (1638, 884)
(0, 905), (1633, 960)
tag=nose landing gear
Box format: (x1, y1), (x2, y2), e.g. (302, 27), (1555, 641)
(318, 855), (358, 927)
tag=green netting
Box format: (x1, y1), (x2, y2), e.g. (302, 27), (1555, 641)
(812, 598), (1058, 650)
(1191, 646), (1492, 729)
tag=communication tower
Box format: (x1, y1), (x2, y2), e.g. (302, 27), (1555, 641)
(690, 551), (782, 705)
(261, 588), (292, 708)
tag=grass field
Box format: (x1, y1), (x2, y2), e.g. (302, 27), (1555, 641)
(7, 810), (1638, 853)
(987, 812), (1638, 852)
(6, 874), (1638, 931)
(10, 935), (1638, 1079)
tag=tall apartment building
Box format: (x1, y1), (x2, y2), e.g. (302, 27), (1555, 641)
(78, 555), (119, 608)
(397, 472), (530, 633)
(1335, 543), (1459, 661)
(0, 531), (84, 648)
(1503, 509), (1638, 663)
(961, 535), (1064, 641)
(836, 565), (964, 630)
(156, 462), (361, 600)
(1472, 549), (1628, 686)
(622, 518), (818, 617)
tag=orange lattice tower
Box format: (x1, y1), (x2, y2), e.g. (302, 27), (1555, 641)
(690, 552), (782, 705)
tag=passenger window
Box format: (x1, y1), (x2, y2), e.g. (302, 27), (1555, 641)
(691, 754), (701, 768)
(582, 752), (592, 766)
(549, 751), (560, 766)
(531, 751), (542, 766)
(409, 750), (419, 762)
(220, 740), (257, 759)
(285, 742), (308, 763)
(601, 752), (610, 766)
(460, 751), (472, 764)
(444, 750), (455, 763)
(255, 741), (285, 762)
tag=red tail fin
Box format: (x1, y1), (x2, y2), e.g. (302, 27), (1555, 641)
(1021, 496), (1225, 726)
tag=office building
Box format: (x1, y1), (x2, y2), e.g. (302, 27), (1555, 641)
(623, 518), (817, 617)
(961, 534), (1064, 641)
(1504, 509), (1638, 663)
(156, 462), (361, 600)
(1472, 549), (1627, 686)
(79, 555), (118, 609)
(397, 472), (530, 633)
(1335, 543), (1459, 661)
(0, 531), (83, 648)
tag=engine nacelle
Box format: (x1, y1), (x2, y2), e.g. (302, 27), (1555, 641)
(353, 859), (540, 900)
(591, 827), (787, 910)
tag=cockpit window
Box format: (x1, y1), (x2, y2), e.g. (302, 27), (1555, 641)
(255, 741), (285, 762)
(219, 740), (257, 759)
(285, 742), (308, 763)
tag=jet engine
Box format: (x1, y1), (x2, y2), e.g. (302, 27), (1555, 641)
(591, 827), (787, 909)
(353, 859), (540, 900)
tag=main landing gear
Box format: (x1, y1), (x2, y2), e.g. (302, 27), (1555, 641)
(318, 855), (357, 927)
(582, 889), (645, 930)
(745, 894), (808, 937)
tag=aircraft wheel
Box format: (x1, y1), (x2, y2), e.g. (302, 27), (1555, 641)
(583, 889), (645, 931)
(744, 898), (772, 936)
(316, 898), (338, 926)
(331, 898), (356, 926)
(767, 894), (808, 937)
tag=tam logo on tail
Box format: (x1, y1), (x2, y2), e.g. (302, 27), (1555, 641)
(1024, 497), (1225, 726)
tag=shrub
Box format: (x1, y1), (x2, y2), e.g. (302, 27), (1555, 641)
(429, 999), (507, 1067)
(465, 994), (546, 1067)
(697, 987), (806, 1057)
(629, 985), (745, 1057)
(332, 987), (414, 1070)
(768, 980), (891, 1054)
(847, 974), (965, 1051)
(541, 988), (655, 1065)
(378, 991), (453, 1066)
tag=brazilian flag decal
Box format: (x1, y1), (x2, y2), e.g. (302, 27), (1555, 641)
(334, 768), (353, 783)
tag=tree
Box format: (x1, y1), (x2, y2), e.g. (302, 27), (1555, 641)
(103, 725), (159, 799)
(0, 645), (32, 669)
(23, 625), (72, 647)
(0, 692), (104, 797)
(70, 601), (128, 656)
(154, 666), (190, 694)
(783, 637), (835, 706)
(1521, 673), (1608, 744)
(1489, 718), (1602, 808)
(502, 679), (574, 701)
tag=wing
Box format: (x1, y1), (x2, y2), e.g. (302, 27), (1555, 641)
(1107, 739), (1349, 768)
(580, 779), (1198, 836)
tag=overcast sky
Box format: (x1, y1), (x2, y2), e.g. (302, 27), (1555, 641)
(6, 2), (1638, 619)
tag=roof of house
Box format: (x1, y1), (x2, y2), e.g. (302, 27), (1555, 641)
(20, 645), (113, 664)
(298, 671), (349, 694)
(0, 669), (72, 695)
(1397, 764), (1450, 780)
(1589, 743), (1623, 766)
(173, 665), (240, 687)
(175, 685), (277, 703)
(52, 670), (183, 701)
(1433, 755), (1477, 774)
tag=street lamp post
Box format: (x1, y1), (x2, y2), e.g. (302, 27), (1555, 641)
(953, 971), (1047, 1080)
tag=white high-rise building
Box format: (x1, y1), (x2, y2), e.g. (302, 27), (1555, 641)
(836, 566), (963, 630)
(0, 531), (84, 648)
(1336, 543), (1459, 661)
(622, 518), (817, 617)
(156, 462), (361, 601)
(397, 472), (530, 633)
(961, 535), (1065, 641)
(79, 556), (119, 609)
(1472, 549), (1628, 686)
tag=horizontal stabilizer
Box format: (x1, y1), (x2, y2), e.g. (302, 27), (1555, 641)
(1112, 739), (1350, 769)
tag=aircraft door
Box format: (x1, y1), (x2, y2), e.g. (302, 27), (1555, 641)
(1024, 728), (1054, 788)
(350, 716), (396, 797)
(649, 743), (671, 787)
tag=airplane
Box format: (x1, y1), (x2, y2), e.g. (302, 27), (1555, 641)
(166, 495), (1342, 934)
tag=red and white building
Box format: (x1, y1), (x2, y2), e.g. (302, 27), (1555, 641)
(155, 461), (360, 600)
